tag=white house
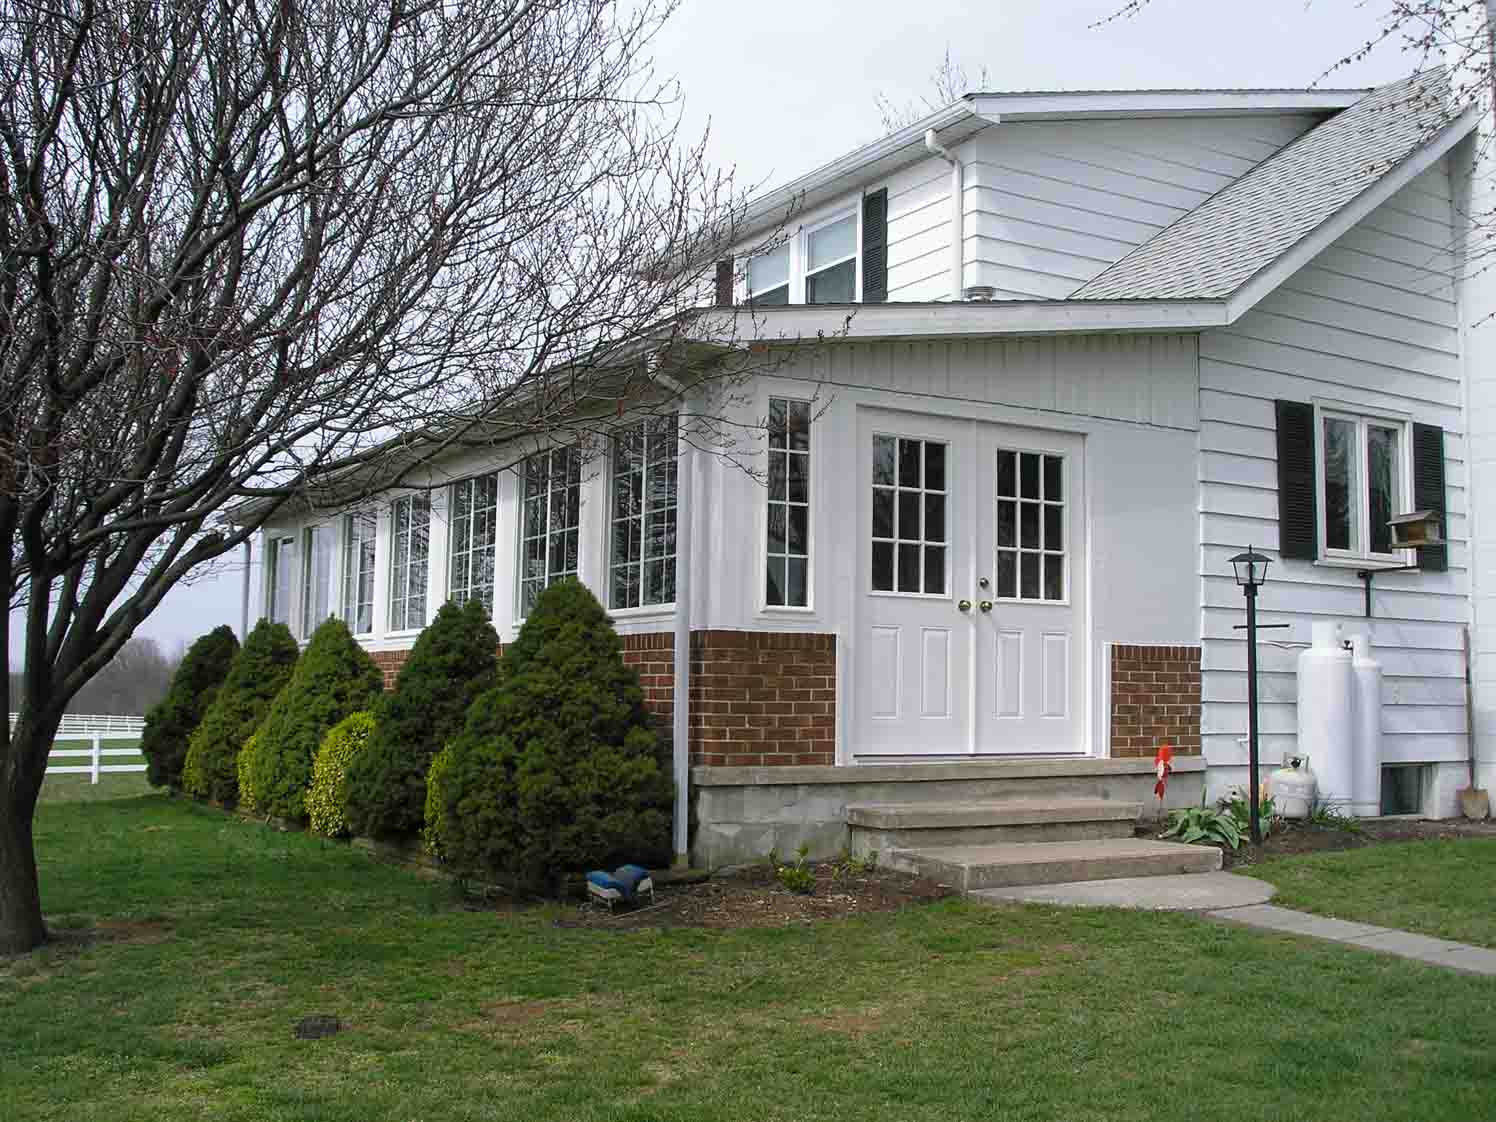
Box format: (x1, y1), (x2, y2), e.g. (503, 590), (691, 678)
(242, 69), (1488, 867)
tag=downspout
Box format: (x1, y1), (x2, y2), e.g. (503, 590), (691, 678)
(925, 128), (964, 301)
(240, 539), (252, 640)
(648, 362), (693, 868)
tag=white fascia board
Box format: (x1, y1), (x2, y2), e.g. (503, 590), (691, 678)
(967, 89), (1365, 120)
(734, 103), (988, 242)
(1223, 104), (1481, 325)
(688, 299), (1230, 343)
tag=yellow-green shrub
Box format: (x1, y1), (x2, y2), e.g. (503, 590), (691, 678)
(236, 733), (264, 814)
(422, 744), (454, 858)
(306, 711), (376, 838)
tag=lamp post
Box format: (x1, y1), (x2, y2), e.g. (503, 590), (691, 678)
(1230, 547), (1271, 845)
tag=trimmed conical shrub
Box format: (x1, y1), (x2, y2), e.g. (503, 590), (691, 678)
(343, 598), (500, 839)
(182, 620), (299, 803)
(248, 616), (383, 821)
(307, 711), (377, 838)
(141, 625), (239, 788)
(442, 578), (672, 889)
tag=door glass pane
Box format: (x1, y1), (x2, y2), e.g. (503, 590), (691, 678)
(1020, 453), (1040, 499)
(872, 542), (894, 591)
(872, 490), (893, 538)
(924, 495), (946, 543)
(1368, 425), (1399, 555)
(1043, 554), (1064, 601)
(997, 451), (1016, 497)
(898, 439), (921, 487)
(1324, 417), (1358, 552)
(897, 543), (920, 592)
(997, 447), (1064, 602)
(1020, 553), (1040, 600)
(1043, 505), (1062, 551)
(923, 547), (945, 594)
(871, 435), (947, 595)
(997, 551), (1016, 599)
(873, 436), (896, 485)
(925, 443), (946, 491)
(1043, 455), (1062, 501)
(1020, 504), (1039, 549)
(997, 501), (1015, 548)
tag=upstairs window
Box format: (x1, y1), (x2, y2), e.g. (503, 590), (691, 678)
(766, 399), (811, 607)
(388, 495), (430, 632)
(747, 244), (789, 305)
(449, 473), (499, 614)
(610, 415), (678, 609)
(341, 512), (376, 635)
(805, 214), (856, 303)
(519, 447), (581, 617)
(1319, 410), (1407, 562)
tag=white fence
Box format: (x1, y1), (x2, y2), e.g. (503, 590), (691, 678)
(45, 734), (147, 783)
(10, 713), (147, 737)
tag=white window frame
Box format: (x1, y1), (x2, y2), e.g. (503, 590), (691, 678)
(761, 396), (815, 613)
(387, 493), (431, 634)
(608, 415), (679, 614)
(300, 524), (333, 640)
(267, 534), (297, 630)
(516, 445), (582, 621)
(447, 472), (500, 615)
(1313, 402), (1414, 567)
(341, 511), (378, 637)
(739, 205), (862, 306)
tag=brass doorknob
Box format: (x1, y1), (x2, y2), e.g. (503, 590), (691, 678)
(979, 600), (993, 613)
(957, 599), (972, 612)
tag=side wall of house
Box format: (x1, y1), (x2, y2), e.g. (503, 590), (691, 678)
(1197, 161), (1470, 814)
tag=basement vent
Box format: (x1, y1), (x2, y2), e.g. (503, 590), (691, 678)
(964, 285), (996, 301)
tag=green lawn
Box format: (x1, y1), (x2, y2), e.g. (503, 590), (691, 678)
(5, 796), (1496, 1122)
(1246, 838), (1496, 949)
(39, 739), (149, 804)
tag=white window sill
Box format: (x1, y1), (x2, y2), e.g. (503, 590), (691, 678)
(760, 604), (816, 615)
(383, 627), (424, 640)
(1314, 554), (1415, 572)
(608, 604), (676, 621)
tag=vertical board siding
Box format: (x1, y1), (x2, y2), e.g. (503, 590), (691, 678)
(1197, 165), (1469, 769)
(962, 115), (1321, 299)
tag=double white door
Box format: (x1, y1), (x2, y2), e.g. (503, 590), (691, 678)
(854, 410), (1085, 757)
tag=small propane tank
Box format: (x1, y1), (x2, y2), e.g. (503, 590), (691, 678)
(1268, 754), (1317, 819)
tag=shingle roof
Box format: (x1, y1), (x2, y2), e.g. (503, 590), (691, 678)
(1071, 70), (1461, 302)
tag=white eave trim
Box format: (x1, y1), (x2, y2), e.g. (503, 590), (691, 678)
(966, 88), (1366, 120)
(688, 299), (1230, 342)
(1223, 102), (1482, 325)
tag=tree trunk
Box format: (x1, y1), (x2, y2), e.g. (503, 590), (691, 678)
(0, 798), (46, 955)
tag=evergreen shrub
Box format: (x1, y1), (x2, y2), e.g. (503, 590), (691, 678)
(306, 711), (376, 838)
(442, 579), (673, 889)
(344, 598), (499, 839)
(422, 744), (454, 858)
(181, 620), (299, 803)
(236, 733), (264, 814)
(141, 625), (239, 788)
(248, 617), (382, 821)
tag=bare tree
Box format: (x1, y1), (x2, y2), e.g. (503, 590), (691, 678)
(0, 0), (769, 953)
(874, 47), (992, 133)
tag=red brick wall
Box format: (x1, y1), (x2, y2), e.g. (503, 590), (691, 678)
(365, 629), (838, 767)
(689, 630), (836, 767)
(1110, 644), (1201, 758)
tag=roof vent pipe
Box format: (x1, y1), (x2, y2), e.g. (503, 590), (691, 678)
(924, 128), (964, 302)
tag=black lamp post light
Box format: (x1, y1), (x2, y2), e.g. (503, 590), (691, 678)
(1230, 547), (1285, 846)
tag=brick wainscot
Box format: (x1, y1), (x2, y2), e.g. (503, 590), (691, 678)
(1109, 644), (1202, 758)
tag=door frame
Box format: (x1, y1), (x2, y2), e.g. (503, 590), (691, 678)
(845, 401), (1095, 762)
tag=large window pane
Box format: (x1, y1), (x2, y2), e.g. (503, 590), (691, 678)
(269, 536), (296, 628)
(805, 258), (854, 303)
(808, 216), (856, 270)
(611, 416), (677, 608)
(747, 244), (789, 304)
(518, 446), (581, 617)
(388, 495), (431, 631)
(301, 526), (332, 639)
(1368, 425), (1399, 555)
(341, 513), (376, 635)
(1323, 417), (1358, 552)
(448, 474), (498, 614)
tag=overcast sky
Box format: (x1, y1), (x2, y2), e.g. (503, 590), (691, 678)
(21, 0), (1421, 661)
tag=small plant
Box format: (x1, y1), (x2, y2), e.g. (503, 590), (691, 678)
(1221, 790), (1277, 842)
(306, 712), (376, 838)
(1162, 805), (1243, 850)
(834, 849), (878, 877)
(772, 843), (815, 894)
(1308, 799), (1364, 833)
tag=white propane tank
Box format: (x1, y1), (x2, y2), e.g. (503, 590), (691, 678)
(1349, 634), (1383, 817)
(1268, 754), (1317, 819)
(1297, 622), (1353, 811)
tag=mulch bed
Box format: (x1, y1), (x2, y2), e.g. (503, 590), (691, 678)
(1144, 816), (1496, 870)
(553, 862), (952, 931)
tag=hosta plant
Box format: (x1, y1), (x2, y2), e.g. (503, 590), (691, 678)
(1162, 805), (1243, 850)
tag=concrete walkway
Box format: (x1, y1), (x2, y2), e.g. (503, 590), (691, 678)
(1209, 904), (1496, 976)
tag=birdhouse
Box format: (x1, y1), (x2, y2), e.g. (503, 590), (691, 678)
(1387, 510), (1444, 550)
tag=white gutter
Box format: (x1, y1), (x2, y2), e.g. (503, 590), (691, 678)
(924, 129), (966, 301)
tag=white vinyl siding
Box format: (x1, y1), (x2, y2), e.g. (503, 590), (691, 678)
(1197, 166), (1467, 773)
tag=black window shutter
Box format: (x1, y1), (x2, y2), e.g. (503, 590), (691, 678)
(714, 259), (734, 308)
(1412, 422), (1448, 572)
(861, 188), (888, 303)
(1275, 400), (1318, 560)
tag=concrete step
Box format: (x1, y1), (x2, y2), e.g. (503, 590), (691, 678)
(884, 838), (1222, 893)
(847, 797), (1141, 850)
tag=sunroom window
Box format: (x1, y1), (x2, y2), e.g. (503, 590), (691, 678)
(746, 244), (789, 305)
(610, 415), (677, 609)
(519, 446), (581, 617)
(449, 473), (499, 614)
(268, 535), (296, 628)
(388, 494), (430, 632)
(300, 525), (332, 639)
(1320, 410), (1406, 561)
(804, 214), (856, 304)
(341, 513), (376, 635)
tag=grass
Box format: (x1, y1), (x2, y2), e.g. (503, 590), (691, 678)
(1246, 838), (1496, 949)
(4, 796), (1496, 1122)
(39, 738), (149, 804)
